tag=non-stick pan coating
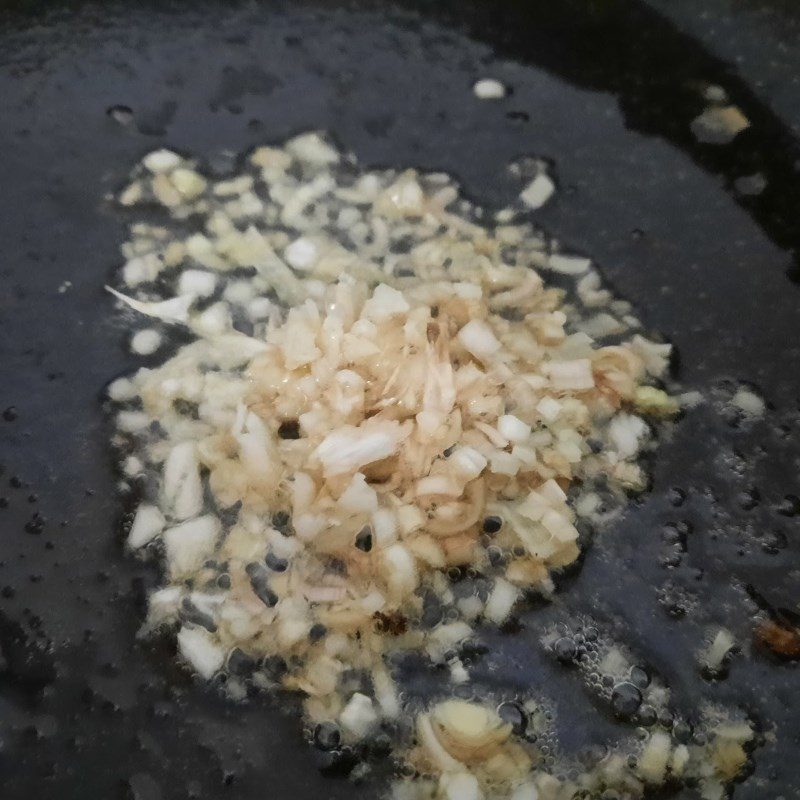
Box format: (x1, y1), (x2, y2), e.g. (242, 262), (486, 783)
(1, 2), (798, 798)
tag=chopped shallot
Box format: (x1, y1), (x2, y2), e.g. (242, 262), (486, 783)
(105, 131), (709, 800)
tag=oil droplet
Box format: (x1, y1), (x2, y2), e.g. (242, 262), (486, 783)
(668, 487), (686, 506)
(497, 701), (527, 734)
(638, 705), (658, 726)
(554, 637), (577, 662)
(776, 494), (800, 517)
(630, 666), (650, 688)
(737, 487), (760, 510)
(24, 513), (45, 535)
(611, 682), (642, 718)
(673, 720), (692, 743)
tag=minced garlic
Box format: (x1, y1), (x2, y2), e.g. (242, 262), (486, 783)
(103, 132), (746, 800)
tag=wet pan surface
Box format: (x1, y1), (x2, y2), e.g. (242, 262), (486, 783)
(0, 2), (799, 798)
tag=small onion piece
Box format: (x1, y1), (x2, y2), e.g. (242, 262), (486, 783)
(108, 131), (693, 798)
(473, 78), (507, 100)
(484, 578), (520, 624)
(127, 504), (165, 549)
(339, 693), (379, 739)
(163, 515), (221, 578)
(520, 173), (555, 210)
(177, 626), (225, 679)
(440, 772), (484, 800)
(458, 320), (502, 361)
(430, 700), (512, 763)
(315, 422), (405, 477)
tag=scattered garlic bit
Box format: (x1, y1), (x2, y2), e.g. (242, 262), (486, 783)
(483, 578), (519, 624)
(126, 504), (165, 549)
(130, 328), (162, 355)
(177, 625), (225, 678)
(473, 78), (507, 100)
(109, 132), (695, 797)
(178, 269), (217, 297)
(730, 385), (765, 417)
(395, 696), (754, 800)
(629, 335), (672, 378)
(637, 731), (672, 784)
(690, 106), (750, 145)
(106, 286), (195, 324)
(339, 692), (379, 739)
(107, 377), (137, 402)
(678, 389), (704, 409)
(634, 385), (679, 417)
(547, 253), (591, 275)
(699, 628), (736, 675)
(734, 172), (767, 196)
(703, 84), (728, 104)
(754, 617), (800, 658)
(142, 148), (182, 173)
(519, 172), (555, 210)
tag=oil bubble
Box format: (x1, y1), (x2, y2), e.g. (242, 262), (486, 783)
(554, 637), (577, 662)
(638, 705), (658, 727)
(611, 682), (642, 718)
(497, 701), (527, 734)
(629, 666), (650, 688)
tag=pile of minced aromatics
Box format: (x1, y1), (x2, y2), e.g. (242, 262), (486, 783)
(107, 133), (752, 800)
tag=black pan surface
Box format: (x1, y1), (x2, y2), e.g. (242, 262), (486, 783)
(1, 2), (799, 799)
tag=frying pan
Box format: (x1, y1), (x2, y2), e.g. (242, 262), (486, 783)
(1, 1), (799, 798)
